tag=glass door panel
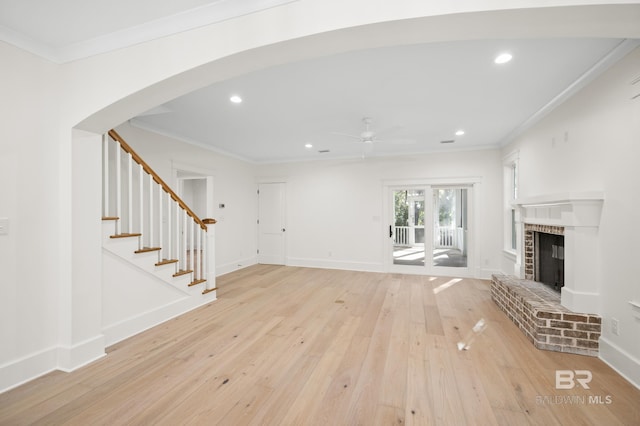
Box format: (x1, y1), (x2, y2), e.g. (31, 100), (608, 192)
(433, 188), (468, 268)
(392, 188), (425, 266)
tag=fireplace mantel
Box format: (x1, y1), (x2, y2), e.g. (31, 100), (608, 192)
(512, 191), (604, 314)
(514, 191), (604, 228)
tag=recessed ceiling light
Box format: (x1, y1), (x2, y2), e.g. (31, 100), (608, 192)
(305, 143), (313, 149)
(455, 130), (465, 136)
(229, 95), (242, 103)
(494, 53), (513, 64)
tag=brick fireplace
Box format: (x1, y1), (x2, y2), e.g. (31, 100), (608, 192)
(493, 192), (604, 356)
(514, 192), (604, 314)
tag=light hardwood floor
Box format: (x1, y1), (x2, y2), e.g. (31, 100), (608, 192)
(1, 265), (639, 425)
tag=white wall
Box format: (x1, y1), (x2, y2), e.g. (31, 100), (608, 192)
(63, 130), (105, 370)
(114, 123), (258, 275)
(501, 47), (640, 387)
(257, 149), (503, 276)
(0, 42), (62, 390)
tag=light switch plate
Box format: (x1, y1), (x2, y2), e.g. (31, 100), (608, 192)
(0, 217), (8, 235)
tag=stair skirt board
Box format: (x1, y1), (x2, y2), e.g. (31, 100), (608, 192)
(102, 250), (216, 346)
(102, 293), (215, 347)
(102, 249), (198, 295)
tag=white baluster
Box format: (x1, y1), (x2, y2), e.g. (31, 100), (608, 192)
(197, 226), (202, 280)
(167, 194), (172, 261)
(138, 164), (144, 250)
(175, 200), (180, 269)
(190, 217), (195, 274)
(102, 134), (109, 217)
(148, 174), (154, 248)
(115, 147), (122, 235)
(182, 210), (188, 271)
(127, 152), (133, 234)
(201, 228), (207, 282)
(158, 189), (163, 261)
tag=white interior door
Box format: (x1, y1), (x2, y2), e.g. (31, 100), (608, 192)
(258, 182), (286, 265)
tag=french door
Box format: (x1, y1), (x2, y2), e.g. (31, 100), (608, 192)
(391, 188), (426, 267)
(388, 184), (471, 275)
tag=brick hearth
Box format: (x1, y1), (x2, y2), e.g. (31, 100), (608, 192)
(491, 274), (601, 357)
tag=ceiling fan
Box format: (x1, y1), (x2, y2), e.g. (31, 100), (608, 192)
(333, 117), (381, 144)
(333, 117), (412, 145)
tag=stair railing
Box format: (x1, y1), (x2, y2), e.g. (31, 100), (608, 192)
(102, 129), (216, 294)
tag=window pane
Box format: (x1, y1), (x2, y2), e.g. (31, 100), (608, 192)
(511, 209), (517, 250)
(434, 188), (467, 268)
(511, 163), (518, 199)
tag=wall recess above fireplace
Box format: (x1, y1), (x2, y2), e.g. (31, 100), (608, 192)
(513, 192), (604, 314)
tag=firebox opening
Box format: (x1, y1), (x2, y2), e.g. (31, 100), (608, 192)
(535, 232), (564, 292)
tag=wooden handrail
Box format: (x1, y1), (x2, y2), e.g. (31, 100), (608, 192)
(108, 129), (208, 231)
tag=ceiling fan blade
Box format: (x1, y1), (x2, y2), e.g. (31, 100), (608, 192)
(374, 125), (403, 138)
(331, 131), (362, 140)
(373, 137), (415, 145)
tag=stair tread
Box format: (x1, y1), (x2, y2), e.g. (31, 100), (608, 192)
(135, 247), (161, 253)
(188, 279), (207, 287)
(110, 233), (142, 239)
(202, 287), (218, 295)
(156, 259), (179, 266)
(173, 269), (193, 277)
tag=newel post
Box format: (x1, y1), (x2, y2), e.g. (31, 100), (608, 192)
(202, 218), (217, 295)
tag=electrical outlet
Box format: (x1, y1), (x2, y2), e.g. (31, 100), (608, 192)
(611, 317), (620, 336)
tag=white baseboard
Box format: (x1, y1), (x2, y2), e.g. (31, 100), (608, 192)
(478, 267), (502, 280)
(217, 256), (258, 276)
(0, 346), (58, 393)
(599, 337), (640, 390)
(561, 287), (601, 316)
(1, 298), (216, 393)
(57, 334), (106, 372)
(285, 257), (497, 277)
(286, 257), (384, 273)
(102, 292), (216, 347)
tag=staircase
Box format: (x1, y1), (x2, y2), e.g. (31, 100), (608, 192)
(101, 129), (217, 344)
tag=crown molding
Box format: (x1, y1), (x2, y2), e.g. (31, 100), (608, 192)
(499, 38), (640, 147)
(1, 0), (298, 64)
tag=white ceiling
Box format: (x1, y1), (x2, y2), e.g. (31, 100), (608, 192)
(0, 1), (635, 163)
(131, 38), (628, 163)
